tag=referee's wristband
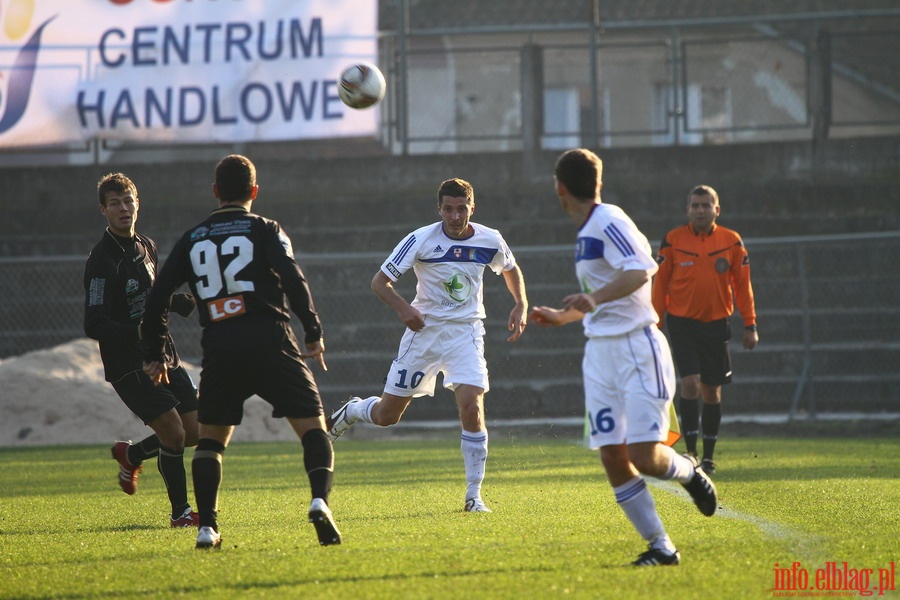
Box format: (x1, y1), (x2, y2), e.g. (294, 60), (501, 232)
(745, 324), (758, 332)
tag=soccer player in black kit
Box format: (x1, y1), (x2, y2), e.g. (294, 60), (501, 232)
(83, 172), (200, 528)
(140, 154), (340, 549)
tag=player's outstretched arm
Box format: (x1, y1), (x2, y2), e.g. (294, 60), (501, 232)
(528, 306), (583, 327)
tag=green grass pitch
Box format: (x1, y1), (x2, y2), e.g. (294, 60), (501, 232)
(0, 434), (897, 599)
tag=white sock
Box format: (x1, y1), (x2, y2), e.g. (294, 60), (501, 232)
(660, 449), (696, 483)
(614, 477), (676, 553)
(461, 429), (488, 500)
(348, 396), (380, 424)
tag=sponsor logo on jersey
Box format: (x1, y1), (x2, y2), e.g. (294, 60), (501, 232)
(443, 272), (472, 303)
(386, 262), (401, 279)
(679, 261), (694, 267)
(190, 226), (210, 241)
(208, 294), (246, 322)
(125, 279), (140, 295)
(433, 245), (443, 253)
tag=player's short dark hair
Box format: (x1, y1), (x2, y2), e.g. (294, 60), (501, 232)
(97, 172), (137, 206)
(437, 178), (474, 205)
(555, 148), (602, 201)
(215, 154), (257, 202)
(688, 184), (719, 205)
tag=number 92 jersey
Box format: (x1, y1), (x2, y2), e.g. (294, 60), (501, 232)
(142, 207), (322, 359)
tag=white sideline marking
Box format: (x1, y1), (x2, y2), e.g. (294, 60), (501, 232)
(647, 479), (822, 558)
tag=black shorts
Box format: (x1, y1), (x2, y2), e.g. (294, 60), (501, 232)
(111, 365), (199, 425)
(198, 318), (322, 426)
(665, 315), (732, 386)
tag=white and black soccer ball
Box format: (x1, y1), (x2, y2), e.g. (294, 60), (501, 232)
(338, 62), (386, 109)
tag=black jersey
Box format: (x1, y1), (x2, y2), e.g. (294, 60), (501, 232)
(141, 206), (322, 362)
(84, 229), (184, 381)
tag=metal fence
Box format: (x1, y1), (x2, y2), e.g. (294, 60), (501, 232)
(2, 232), (897, 419)
(3, 9), (900, 166)
(378, 14), (900, 156)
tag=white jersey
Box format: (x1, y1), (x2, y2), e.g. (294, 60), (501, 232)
(575, 203), (659, 337)
(381, 221), (516, 322)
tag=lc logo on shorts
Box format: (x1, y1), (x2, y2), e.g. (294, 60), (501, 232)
(443, 273), (472, 302)
(208, 295), (246, 322)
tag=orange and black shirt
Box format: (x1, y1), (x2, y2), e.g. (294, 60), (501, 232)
(651, 223), (756, 326)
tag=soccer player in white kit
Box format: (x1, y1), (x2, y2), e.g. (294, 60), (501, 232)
(529, 149), (718, 566)
(327, 178), (528, 513)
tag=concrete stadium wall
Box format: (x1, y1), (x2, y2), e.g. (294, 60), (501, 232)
(1, 136), (897, 420)
(1, 136), (898, 256)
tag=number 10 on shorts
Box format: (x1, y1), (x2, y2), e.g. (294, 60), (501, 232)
(394, 369), (425, 389)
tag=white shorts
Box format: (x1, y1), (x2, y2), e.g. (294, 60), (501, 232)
(583, 326), (675, 449)
(383, 320), (489, 398)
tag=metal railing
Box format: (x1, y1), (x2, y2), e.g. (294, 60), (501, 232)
(2, 232), (897, 418)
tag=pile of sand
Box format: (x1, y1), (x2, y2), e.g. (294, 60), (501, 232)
(0, 338), (299, 447)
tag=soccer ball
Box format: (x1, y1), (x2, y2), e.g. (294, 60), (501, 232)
(338, 62), (386, 109)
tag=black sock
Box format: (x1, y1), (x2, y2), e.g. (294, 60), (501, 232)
(157, 445), (189, 517)
(127, 434), (161, 466)
(701, 402), (722, 461)
(678, 396), (700, 455)
(193, 438), (225, 530)
(301, 429), (334, 503)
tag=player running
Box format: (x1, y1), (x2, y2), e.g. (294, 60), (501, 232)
(529, 149), (717, 566)
(326, 177), (528, 513)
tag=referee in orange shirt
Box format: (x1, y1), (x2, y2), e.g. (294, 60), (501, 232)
(651, 185), (758, 475)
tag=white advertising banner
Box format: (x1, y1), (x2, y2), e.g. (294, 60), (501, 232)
(0, 0), (379, 148)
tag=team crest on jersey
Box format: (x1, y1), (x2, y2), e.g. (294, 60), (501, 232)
(453, 247), (462, 259)
(443, 272), (472, 303)
(715, 257), (730, 273)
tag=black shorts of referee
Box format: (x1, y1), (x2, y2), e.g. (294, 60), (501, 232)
(665, 314), (732, 386)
